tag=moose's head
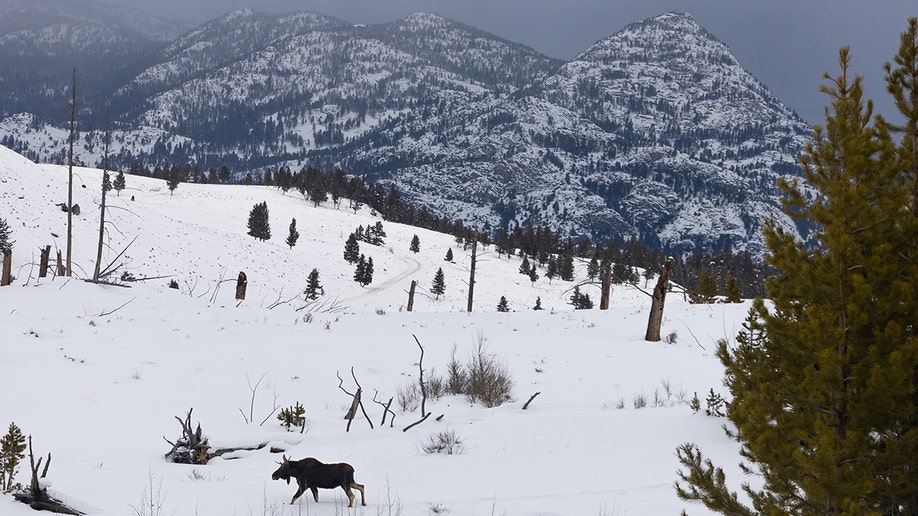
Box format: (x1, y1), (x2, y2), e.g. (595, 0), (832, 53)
(271, 454), (292, 484)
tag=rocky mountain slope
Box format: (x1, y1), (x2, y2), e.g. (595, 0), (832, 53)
(0, 7), (813, 257)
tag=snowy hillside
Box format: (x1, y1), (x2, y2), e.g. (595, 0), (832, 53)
(0, 145), (750, 514)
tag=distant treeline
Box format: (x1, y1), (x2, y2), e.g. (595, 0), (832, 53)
(126, 162), (773, 298)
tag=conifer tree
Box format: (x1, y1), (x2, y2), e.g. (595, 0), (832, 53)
(519, 256), (531, 275)
(569, 286), (594, 309)
(410, 234), (420, 253)
(533, 296), (543, 310)
(113, 170), (126, 196)
(676, 38), (918, 515)
(587, 257), (600, 281)
(723, 275), (742, 303)
(559, 254), (575, 281)
(343, 233), (360, 263)
(689, 266), (718, 304)
(496, 296), (510, 312)
(102, 171), (111, 192)
(0, 216), (12, 255)
(353, 254), (366, 285)
(0, 422), (26, 493)
(445, 248), (454, 262)
(246, 201), (271, 241)
(166, 168), (182, 195)
(528, 264), (539, 285)
(364, 256), (374, 286)
(304, 268), (322, 300)
(430, 267), (446, 299)
(545, 256), (557, 283)
(286, 218), (299, 249)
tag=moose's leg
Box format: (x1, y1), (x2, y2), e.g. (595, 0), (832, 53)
(343, 485), (355, 508)
(351, 482), (366, 506)
(290, 481), (307, 505)
(310, 486), (319, 503)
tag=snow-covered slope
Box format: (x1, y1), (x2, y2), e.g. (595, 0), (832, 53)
(0, 145), (750, 515)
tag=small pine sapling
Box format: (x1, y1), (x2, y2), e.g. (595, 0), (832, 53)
(689, 392), (701, 414)
(496, 296), (510, 312)
(0, 422), (27, 493)
(430, 267), (446, 299)
(445, 248), (453, 262)
(409, 234), (420, 253)
(0, 216), (13, 255)
(704, 388), (725, 417)
(286, 218), (300, 249)
(533, 296), (543, 310)
(277, 402), (306, 432)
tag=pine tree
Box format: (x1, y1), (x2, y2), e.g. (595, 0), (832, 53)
(528, 264), (539, 285)
(445, 248), (454, 262)
(545, 256), (557, 283)
(112, 170), (126, 196)
(430, 267), (446, 299)
(569, 286), (594, 309)
(689, 266), (718, 304)
(496, 296), (510, 312)
(677, 38), (918, 514)
(409, 234), (421, 254)
(246, 201), (271, 241)
(353, 254), (367, 286)
(343, 233), (360, 263)
(533, 296), (543, 310)
(723, 275), (742, 303)
(102, 171), (111, 192)
(304, 268), (323, 300)
(166, 168), (182, 195)
(0, 422), (26, 493)
(285, 218), (299, 249)
(519, 256), (531, 275)
(364, 257), (374, 286)
(559, 255), (575, 281)
(0, 216), (12, 254)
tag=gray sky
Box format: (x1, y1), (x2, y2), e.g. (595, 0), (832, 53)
(117, 0), (915, 124)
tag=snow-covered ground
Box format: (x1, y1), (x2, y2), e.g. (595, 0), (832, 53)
(1, 144), (747, 515)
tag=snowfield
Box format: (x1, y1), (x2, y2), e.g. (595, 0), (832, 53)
(1, 144), (748, 515)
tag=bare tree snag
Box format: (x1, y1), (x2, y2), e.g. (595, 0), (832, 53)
(1, 250), (10, 286)
(92, 107), (110, 283)
(39, 245), (50, 278)
(235, 271), (247, 300)
(645, 257), (674, 342)
(56, 250), (64, 276)
(337, 369), (374, 432)
(406, 280), (416, 312)
(467, 231), (478, 312)
(66, 68), (76, 277)
(12, 436), (82, 515)
(522, 392), (541, 410)
(599, 262), (612, 310)
(372, 390), (396, 427)
(403, 335), (431, 432)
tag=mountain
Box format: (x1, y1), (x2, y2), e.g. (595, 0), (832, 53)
(0, 9), (812, 257)
(0, 0), (193, 120)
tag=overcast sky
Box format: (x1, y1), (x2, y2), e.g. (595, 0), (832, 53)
(116, 0), (914, 124)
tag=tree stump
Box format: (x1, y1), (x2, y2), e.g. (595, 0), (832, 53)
(407, 280), (416, 312)
(599, 262), (611, 310)
(39, 245), (50, 278)
(235, 271), (247, 300)
(56, 250), (64, 276)
(1, 250), (11, 286)
(645, 257), (673, 342)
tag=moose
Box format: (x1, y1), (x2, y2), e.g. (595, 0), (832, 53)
(271, 455), (366, 507)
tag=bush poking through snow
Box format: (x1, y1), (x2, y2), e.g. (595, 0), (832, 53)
(421, 430), (464, 455)
(277, 402), (306, 432)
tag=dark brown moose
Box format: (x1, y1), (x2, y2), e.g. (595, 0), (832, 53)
(271, 454), (366, 507)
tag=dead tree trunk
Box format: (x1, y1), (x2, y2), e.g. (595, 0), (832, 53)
(645, 257), (674, 342)
(56, 250), (64, 276)
(235, 271), (247, 300)
(467, 231), (478, 313)
(337, 369), (374, 432)
(39, 245), (50, 278)
(599, 262), (612, 310)
(407, 280), (416, 312)
(66, 68), (76, 277)
(164, 408), (210, 464)
(1, 250), (10, 286)
(92, 108), (110, 283)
